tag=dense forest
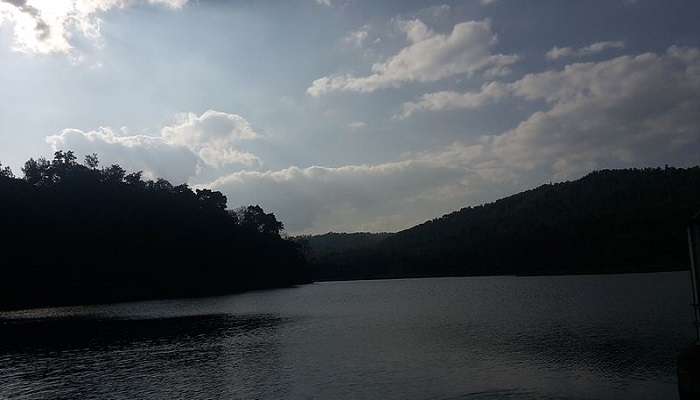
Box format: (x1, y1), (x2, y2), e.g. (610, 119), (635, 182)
(298, 232), (390, 260)
(0, 152), (309, 311)
(2, 154), (698, 310)
(303, 167), (700, 281)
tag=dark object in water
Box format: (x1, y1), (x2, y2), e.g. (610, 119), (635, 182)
(678, 344), (700, 399)
(679, 214), (700, 399)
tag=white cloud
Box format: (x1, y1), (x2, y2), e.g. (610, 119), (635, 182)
(400, 46), (700, 178)
(46, 110), (261, 183)
(223, 46), (700, 233)
(43, 47), (700, 233)
(398, 81), (510, 118)
(546, 40), (625, 60)
(203, 158), (494, 233)
(314, 0), (331, 6)
(348, 121), (367, 129)
(46, 127), (199, 183)
(0, 0), (187, 55)
(307, 19), (518, 96)
(489, 46), (700, 177)
(343, 25), (369, 48)
(162, 110), (260, 168)
(199, 135), (530, 234)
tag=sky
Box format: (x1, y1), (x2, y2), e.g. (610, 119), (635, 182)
(1, 0), (699, 234)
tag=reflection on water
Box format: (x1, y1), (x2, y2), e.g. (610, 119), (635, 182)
(0, 313), (288, 399)
(0, 272), (695, 400)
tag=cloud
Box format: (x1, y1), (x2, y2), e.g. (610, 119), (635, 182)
(46, 127), (199, 183)
(314, 0), (332, 6)
(162, 110), (260, 168)
(399, 46), (700, 177)
(348, 121), (367, 129)
(218, 46), (700, 233)
(489, 46), (700, 177)
(307, 19), (518, 96)
(398, 81), (510, 118)
(203, 158), (496, 233)
(546, 41), (625, 60)
(46, 110), (260, 183)
(343, 25), (369, 48)
(43, 47), (700, 233)
(0, 0), (187, 55)
(200, 135), (531, 234)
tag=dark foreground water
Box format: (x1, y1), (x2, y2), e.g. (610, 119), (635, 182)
(0, 272), (695, 400)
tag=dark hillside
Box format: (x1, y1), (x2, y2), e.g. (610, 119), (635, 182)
(311, 167), (700, 280)
(0, 152), (309, 311)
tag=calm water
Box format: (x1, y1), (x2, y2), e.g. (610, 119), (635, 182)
(0, 272), (695, 400)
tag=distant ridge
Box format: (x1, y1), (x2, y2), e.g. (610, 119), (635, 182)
(302, 167), (700, 281)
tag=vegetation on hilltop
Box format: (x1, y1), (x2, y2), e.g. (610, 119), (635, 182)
(0, 151), (309, 311)
(307, 167), (700, 280)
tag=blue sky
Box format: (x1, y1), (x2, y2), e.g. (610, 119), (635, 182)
(1, 0), (700, 233)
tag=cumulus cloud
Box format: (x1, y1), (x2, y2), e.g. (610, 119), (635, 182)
(203, 158), (499, 233)
(39, 42), (700, 234)
(489, 46), (700, 177)
(405, 46), (700, 176)
(46, 110), (261, 183)
(46, 127), (198, 183)
(398, 81), (510, 118)
(216, 46), (700, 233)
(199, 134), (532, 234)
(0, 0), (187, 54)
(162, 110), (260, 168)
(307, 19), (518, 96)
(546, 41), (625, 60)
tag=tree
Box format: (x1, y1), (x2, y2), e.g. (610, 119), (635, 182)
(84, 153), (99, 170)
(1, 150), (309, 311)
(22, 157), (51, 185)
(101, 164), (126, 184)
(196, 189), (227, 211)
(153, 178), (174, 193)
(0, 162), (13, 178)
(52, 150), (77, 167)
(239, 205), (284, 236)
(124, 171), (144, 187)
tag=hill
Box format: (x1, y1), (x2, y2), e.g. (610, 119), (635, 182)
(294, 232), (391, 280)
(0, 151), (309, 311)
(307, 167), (700, 280)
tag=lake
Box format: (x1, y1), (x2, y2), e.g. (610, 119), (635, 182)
(0, 272), (696, 399)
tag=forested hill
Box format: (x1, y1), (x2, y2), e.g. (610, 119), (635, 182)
(0, 152), (309, 311)
(306, 167), (700, 281)
(298, 232), (391, 259)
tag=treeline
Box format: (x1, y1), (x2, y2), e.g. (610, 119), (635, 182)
(0, 151), (309, 311)
(304, 167), (700, 280)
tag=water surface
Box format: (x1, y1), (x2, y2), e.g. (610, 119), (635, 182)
(0, 272), (695, 399)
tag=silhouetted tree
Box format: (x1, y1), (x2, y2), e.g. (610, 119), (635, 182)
(84, 153), (99, 170)
(238, 205), (284, 236)
(0, 162), (13, 178)
(101, 164), (126, 184)
(196, 189), (227, 211)
(21, 157), (50, 185)
(0, 151), (309, 311)
(124, 171), (144, 187)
